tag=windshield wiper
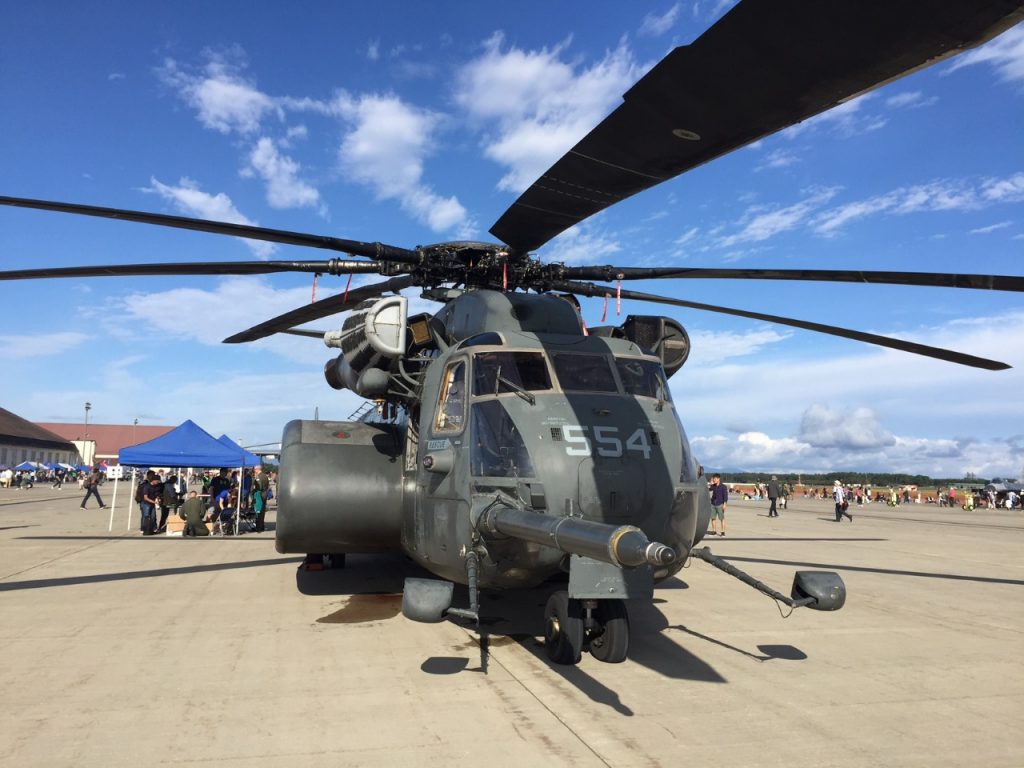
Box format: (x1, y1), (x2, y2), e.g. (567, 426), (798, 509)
(498, 374), (536, 405)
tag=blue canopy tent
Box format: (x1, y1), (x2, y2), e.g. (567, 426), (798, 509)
(114, 420), (259, 533)
(216, 435), (262, 468)
(119, 420), (256, 468)
(15, 461), (39, 471)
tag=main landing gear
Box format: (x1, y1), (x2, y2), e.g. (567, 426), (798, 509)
(544, 590), (630, 665)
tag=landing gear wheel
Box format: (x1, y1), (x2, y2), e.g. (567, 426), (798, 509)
(544, 590), (583, 665)
(326, 553), (346, 569)
(588, 599), (630, 663)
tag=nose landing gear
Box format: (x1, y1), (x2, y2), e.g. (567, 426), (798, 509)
(544, 591), (630, 665)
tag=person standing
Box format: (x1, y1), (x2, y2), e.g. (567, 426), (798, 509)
(252, 465), (270, 533)
(79, 467), (106, 509)
(767, 476), (781, 517)
(141, 476), (161, 535)
(834, 480), (853, 522)
(159, 473), (180, 533)
(781, 482), (791, 510)
(709, 474), (728, 536)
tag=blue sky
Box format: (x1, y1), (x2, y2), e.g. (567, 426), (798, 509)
(1, 2), (1022, 476)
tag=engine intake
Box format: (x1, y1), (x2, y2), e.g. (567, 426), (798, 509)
(322, 296), (408, 396)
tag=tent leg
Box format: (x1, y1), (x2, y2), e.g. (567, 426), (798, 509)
(108, 474), (118, 532)
(127, 468), (136, 532)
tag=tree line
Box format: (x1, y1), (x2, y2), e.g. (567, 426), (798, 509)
(715, 472), (997, 488)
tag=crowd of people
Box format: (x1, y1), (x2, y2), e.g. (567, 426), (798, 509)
(0, 465), (89, 490)
(708, 475), (1023, 533)
(133, 466), (275, 537)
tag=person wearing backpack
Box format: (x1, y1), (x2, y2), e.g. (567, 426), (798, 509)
(80, 467), (106, 509)
(158, 473), (180, 533)
(140, 476), (162, 535)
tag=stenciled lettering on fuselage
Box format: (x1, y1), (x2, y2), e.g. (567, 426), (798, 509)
(562, 425), (653, 459)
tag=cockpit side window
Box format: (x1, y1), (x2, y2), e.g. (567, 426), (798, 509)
(433, 361), (466, 433)
(551, 353), (618, 393)
(615, 358), (671, 401)
(471, 400), (535, 478)
(473, 351), (552, 396)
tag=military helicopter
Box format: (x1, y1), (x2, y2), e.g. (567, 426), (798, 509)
(3, 1), (1023, 665)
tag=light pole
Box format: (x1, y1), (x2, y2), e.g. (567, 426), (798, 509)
(83, 402), (93, 467)
(132, 418), (138, 445)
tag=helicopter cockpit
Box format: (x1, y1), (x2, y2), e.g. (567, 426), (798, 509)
(432, 343), (675, 480)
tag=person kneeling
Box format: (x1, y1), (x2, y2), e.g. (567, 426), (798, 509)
(179, 491), (210, 537)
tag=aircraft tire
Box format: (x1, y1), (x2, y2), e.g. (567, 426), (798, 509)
(588, 599), (629, 663)
(544, 591), (583, 665)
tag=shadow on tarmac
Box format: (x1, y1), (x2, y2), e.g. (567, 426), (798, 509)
(298, 555), (729, 710)
(718, 537), (887, 543)
(724, 555), (1024, 586)
(0, 556), (303, 592)
(294, 552), (431, 596)
(669, 624), (807, 663)
(446, 583), (727, 714)
(19, 535), (272, 541)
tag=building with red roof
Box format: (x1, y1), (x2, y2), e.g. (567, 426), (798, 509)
(36, 422), (175, 465)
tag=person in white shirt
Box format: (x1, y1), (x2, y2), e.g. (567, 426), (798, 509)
(834, 480), (853, 522)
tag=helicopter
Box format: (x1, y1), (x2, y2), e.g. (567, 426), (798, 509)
(2, 1), (1023, 666)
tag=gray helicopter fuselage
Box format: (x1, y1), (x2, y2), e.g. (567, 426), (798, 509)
(276, 289), (709, 589)
(402, 291), (705, 588)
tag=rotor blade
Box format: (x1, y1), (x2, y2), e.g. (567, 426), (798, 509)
(278, 328), (328, 339)
(224, 274), (416, 344)
(0, 196), (420, 264)
(490, 1), (1024, 252)
(559, 267), (1024, 293)
(0, 260), (383, 280)
(551, 279), (1011, 370)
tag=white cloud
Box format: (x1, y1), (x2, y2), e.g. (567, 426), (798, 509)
(100, 276), (342, 362)
(970, 221), (1013, 235)
(158, 52), (277, 135)
(783, 93), (886, 140)
(885, 90), (938, 109)
(674, 226), (699, 246)
(981, 172), (1024, 203)
(367, 39), (380, 61)
(674, 311), (1024, 475)
(334, 93), (470, 234)
(691, 428), (1024, 477)
(718, 187), (838, 247)
(754, 148), (800, 171)
(946, 25), (1024, 85)
(685, 328), (790, 365)
(455, 33), (643, 192)
(797, 404), (895, 449)
(0, 332), (88, 359)
(539, 223), (621, 265)
(143, 176), (276, 257)
(241, 137), (322, 211)
(812, 174), (1024, 236)
(639, 4), (681, 37)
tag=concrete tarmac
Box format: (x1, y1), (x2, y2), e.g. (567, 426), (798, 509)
(1, 488), (1022, 767)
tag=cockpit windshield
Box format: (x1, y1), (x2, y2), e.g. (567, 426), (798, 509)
(473, 351), (552, 396)
(615, 358), (670, 401)
(550, 353), (618, 393)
